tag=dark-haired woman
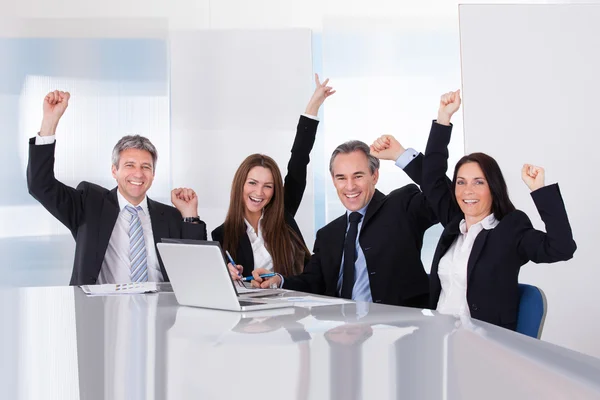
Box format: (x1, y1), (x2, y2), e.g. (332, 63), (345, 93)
(422, 89), (576, 330)
(211, 74), (335, 279)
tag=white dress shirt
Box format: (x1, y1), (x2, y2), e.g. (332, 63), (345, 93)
(245, 216), (274, 272)
(436, 214), (499, 317)
(98, 190), (163, 284)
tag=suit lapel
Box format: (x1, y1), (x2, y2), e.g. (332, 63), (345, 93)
(148, 198), (170, 279)
(239, 233), (254, 276)
(96, 189), (120, 268)
(148, 198), (169, 248)
(467, 229), (491, 282)
(327, 215), (348, 287)
(432, 218), (461, 276)
(361, 190), (385, 230)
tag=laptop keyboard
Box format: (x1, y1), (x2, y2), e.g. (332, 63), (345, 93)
(238, 300), (265, 307)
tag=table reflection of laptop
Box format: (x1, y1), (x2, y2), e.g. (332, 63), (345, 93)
(156, 241), (293, 311)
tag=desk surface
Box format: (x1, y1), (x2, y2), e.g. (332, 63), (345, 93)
(1, 285), (599, 400)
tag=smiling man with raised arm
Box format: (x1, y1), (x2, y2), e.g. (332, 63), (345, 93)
(27, 90), (207, 285)
(252, 137), (438, 308)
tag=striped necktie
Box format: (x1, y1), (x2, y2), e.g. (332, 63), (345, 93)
(124, 205), (148, 282)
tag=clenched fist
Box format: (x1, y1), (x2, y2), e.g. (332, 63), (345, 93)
(40, 90), (70, 136)
(437, 90), (461, 126)
(521, 164), (545, 192)
(171, 187), (199, 219)
(369, 135), (406, 161)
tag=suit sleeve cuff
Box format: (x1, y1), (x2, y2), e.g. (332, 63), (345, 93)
(395, 148), (419, 169)
(35, 133), (56, 145)
(302, 113), (319, 121)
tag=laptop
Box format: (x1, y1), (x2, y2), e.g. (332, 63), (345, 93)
(156, 241), (293, 311)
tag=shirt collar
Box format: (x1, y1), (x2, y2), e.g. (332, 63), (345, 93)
(459, 213), (499, 234)
(116, 189), (149, 215)
(345, 200), (370, 222)
(244, 212), (264, 230)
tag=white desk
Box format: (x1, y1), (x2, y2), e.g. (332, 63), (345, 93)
(1, 284), (599, 400)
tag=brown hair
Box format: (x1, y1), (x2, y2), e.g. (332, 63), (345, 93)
(223, 154), (310, 276)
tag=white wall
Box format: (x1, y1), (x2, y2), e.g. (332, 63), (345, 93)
(169, 29), (314, 243)
(459, 4), (600, 358)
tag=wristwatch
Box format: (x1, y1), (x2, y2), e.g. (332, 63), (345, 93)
(182, 216), (201, 223)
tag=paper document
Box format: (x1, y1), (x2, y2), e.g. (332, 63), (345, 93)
(80, 282), (158, 296)
(279, 296), (352, 308)
(236, 285), (289, 298)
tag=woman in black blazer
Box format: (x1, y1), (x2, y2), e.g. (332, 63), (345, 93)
(211, 74), (335, 280)
(422, 90), (576, 330)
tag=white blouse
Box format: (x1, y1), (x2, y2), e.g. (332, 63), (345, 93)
(436, 213), (499, 317)
(244, 216), (274, 271)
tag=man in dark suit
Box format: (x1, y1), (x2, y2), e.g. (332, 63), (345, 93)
(27, 90), (207, 286)
(252, 137), (437, 308)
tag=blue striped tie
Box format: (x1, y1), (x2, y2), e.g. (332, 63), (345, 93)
(125, 205), (148, 282)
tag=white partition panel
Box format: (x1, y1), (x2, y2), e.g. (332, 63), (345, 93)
(170, 30), (315, 245)
(460, 4), (600, 358)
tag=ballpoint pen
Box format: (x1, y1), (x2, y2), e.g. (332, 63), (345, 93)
(225, 250), (244, 287)
(241, 273), (276, 282)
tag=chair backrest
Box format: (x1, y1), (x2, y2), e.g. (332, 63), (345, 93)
(516, 284), (547, 339)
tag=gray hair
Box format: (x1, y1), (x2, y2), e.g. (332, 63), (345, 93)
(112, 135), (158, 171)
(329, 140), (380, 175)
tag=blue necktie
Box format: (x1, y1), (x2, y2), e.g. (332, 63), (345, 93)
(124, 205), (148, 282)
(341, 212), (362, 299)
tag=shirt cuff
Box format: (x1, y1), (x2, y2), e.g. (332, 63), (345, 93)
(395, 148), (418, 169)
(302, 113), (319, 121)
(277, 273), (285, 288)
(35, 133), (56, 145)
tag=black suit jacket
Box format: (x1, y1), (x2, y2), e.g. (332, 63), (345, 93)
(423, 122), (577, 329)
(27, 138), (207, 285)
(211, 115), (318, 276)
(283, 155), (437, 307)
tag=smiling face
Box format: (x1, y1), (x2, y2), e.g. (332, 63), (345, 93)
(331, 151), (379, 212)
(454, 161), (493, 223)
(111, 148), (155, 206)
(242, 166), (274, 218)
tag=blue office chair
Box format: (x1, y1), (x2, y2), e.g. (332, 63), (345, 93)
(516, 284), (547, 339)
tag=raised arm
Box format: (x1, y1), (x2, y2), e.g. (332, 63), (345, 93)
(284, 74), (335, 216)
(27, 91), (86, 234)
(422, 90), (462, 227)
(515, 165), (576, 262)
(370, 135), (438, 233)
(370, 134), (423, 185)
(171, 187), (207, 239)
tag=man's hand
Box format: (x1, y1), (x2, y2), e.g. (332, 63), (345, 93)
(250, 268), (282, 289)
(40, 90), (70, 136)
(522, 164), (545, 192)
(305, 73), (336, 116)
(437, 89), (461, 126)
(171, 188), (199, 218)
(369, 135), (406, 161)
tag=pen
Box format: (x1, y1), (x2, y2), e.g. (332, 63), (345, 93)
(241, 273), (276, 282)
(225, 250), (243, 279)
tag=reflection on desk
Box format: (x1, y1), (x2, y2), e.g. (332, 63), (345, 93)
(1, 286), (600, 400)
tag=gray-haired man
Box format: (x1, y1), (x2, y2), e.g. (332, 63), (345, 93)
(27, 90), (206, 285)
(253, 138), (437, 308)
